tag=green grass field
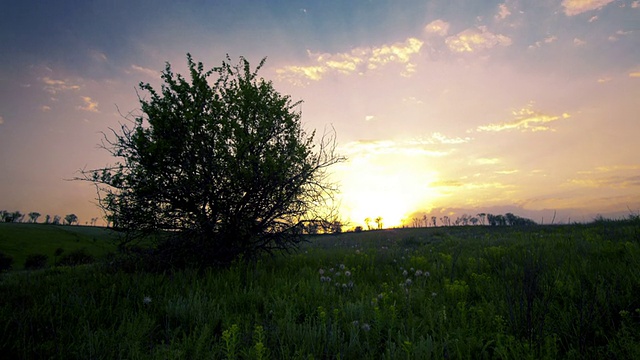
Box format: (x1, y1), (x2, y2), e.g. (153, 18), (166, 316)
(1, 219), (639, 359)
(0, 223), (119, 270)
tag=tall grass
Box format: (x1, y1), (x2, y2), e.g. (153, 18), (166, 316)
(1, 221), (639, 359)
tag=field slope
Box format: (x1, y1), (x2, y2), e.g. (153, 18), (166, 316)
(0, 223), (119, 269)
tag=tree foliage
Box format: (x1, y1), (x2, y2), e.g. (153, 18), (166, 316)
(82, 54), (344, 267)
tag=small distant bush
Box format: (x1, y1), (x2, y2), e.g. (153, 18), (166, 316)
(57, 248), (95, 266)
(24, 254), (48, 270)
(0, 251), (14, 272)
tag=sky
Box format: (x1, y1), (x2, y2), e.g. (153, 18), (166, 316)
(1, 0), (639, 228)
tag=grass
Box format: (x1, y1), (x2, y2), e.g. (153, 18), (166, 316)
(0, 223), (119, 270)
(1, 219), (640, 359)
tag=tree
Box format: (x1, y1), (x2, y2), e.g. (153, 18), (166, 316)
(364, 217), (372, 230)
(80, 54), (344, 266)
(64, 214), (78, 225)
(52, 215), (61, 225)
(28, 212), (41, 223)
(374, 216), (383, 230)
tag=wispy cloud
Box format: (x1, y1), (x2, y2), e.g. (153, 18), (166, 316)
(41, 105), (51, 112)
(424, 19), (450, 36)
(495, 3), (511, 20)
(341, 139), (450, 158)
(445, 26), (512, 53)
(476, 104), (570, 132)
(0, 115), (4, 125)
(276, 37), (423, 84)
(529, 35), (558, 49)
(77, 96), (99, 112)
(130, 64), (159, 78)
(41, 77), (81, 94)
(562, 0), (615, 16)
(408, 132), (471, 145)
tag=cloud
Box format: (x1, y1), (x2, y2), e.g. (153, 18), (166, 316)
(495, 3), (511, 20)
(475, 158), (500, 165)
(573, 38), (587, 46)
(41, 77), (81, 94)
(633, 1), (640, 8)
(130, 64), (159, 78)
(445, 26), (512, 53)
(0, 115), (3, 125)
(476, 104), (571, 132)
(341, 139), (450, 158)
(529, 35), (558, 49)
(562, 0), (615, 16)
(77, 96), (99, 112)
(276, 37), (423, 84)
(424, 19), (450, 36)
(630, 71), (640, 77)
(408, 132), (471, 145)
(41, 105), (51, 112)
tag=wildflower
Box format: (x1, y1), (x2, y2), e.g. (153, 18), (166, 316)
(405, 278), (412, 286)
(361, 323), (371, 332)
(410, 267), (415, 272)
(143, 296), (152, 305)
(377, 293), (384, 300)
(402, 270), (408, 277)
(342, 283), (348, 289)
(347, 281), (354, 289)
(320, 276), (327, 282)
(424, 271), (430, 277)
(335, 282), (340, 287)
(356, 249), (361, 254)
(329, 268), (335, 273)
(345, 270), (351, 277)
(431, 292), (437, 297)
(415, 270), (423, 277)
(319, 268), (325, 275)
(325, 277), (331, 283)
(352, 320), (359, 327)
(339, 264), (346, 270)
(335, 272), (341, 277)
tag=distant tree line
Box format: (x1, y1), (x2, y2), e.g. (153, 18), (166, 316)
(404, 212), (536, 228)
(0, 210), (93, 226)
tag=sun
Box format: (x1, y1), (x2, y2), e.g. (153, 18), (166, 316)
(332, 156), (439, 229)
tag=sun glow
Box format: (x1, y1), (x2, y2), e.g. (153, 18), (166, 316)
(333, 155), (440, 229)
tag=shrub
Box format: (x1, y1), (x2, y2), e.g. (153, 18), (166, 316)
(57, 248), (95, 266)
(0, 251), (14, 272)
(24, 254), (48, 270)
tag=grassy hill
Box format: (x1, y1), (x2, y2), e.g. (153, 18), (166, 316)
(0, 223), (119, 269)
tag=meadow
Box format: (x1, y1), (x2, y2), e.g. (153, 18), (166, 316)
(1, 219), (639, 359)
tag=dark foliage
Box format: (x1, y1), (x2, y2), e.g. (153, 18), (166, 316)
(24, 254), (48, 270)
(0, 252), (13, 272)
(57, 248), (95, 267)
(80, 54), (344, 268)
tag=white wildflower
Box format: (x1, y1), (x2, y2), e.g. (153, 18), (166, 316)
(345, 271), (351, 277)
(319, 268), (325, 275)
(143, 296), (152, 305)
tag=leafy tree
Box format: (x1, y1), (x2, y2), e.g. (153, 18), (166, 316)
(52, 215), (61, 225)
(364, 217), (372, 230)
(44, 214), (51, 224)
(374, 216), (383, 230)
(28, 212), (41, 223)
(64, 214), (78, 225)
(80, 54), (344, 266)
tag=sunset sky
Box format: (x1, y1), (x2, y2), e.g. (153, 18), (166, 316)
(1, 0), (639, 228)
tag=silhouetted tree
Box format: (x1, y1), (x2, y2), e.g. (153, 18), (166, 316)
(79, 54), (344, 266)
(431, 216), (437, 227)
(364, 217), (372, 230)
(477, 213), (486, 225)
(44, 214), (51, 224)
(375, 216), (383, 230)
(64, 214), (78, 225)
(52, 215), (61, 225)
(28, 212), (41, 223)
